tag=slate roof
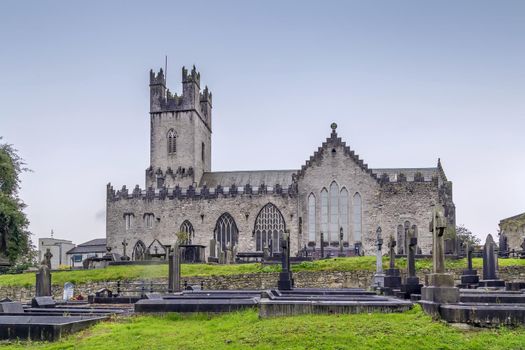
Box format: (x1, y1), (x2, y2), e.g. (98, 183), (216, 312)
(199, 170), (296, 188)
(66, 238), (107, 255)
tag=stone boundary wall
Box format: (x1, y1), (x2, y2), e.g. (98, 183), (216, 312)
(3, 266), (525, 302)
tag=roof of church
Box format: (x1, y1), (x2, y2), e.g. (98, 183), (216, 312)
(199, 170), (297, 187)
(500, 212), (525, 223)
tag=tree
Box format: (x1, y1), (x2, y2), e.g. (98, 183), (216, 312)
(0, 138), (35, 268)
(456, 225), (480, 248)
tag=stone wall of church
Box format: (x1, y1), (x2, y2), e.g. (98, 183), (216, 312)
(378, 181), (440, 255)
(106, 193), (299, 258)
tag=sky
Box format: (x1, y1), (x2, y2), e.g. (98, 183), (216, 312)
(1, 0), (524, 246)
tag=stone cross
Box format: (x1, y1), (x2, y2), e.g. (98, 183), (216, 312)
(281, 234), (290, 273)
(483, 234), (498, 280)
(44, 249), (53, 269)
(429, 205), (447, 274)
(467, 243), (473, 270)
(388, 235), (396, 269)
(268, 238), (273, 257)
(407, 226), (417, 278)
(122, 239), (128, 258)
(168, 244), (181, 293)
(376, 227), (383, 274)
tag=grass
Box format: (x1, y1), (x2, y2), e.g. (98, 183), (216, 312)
(1, 257), (525, 287)
(3, 306), (525, 349)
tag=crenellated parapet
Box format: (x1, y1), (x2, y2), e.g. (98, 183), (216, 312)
(149, 65), (212, 130)
(106, 182), (298, 202)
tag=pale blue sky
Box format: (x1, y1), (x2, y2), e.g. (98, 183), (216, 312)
(1, 0), (524, 245)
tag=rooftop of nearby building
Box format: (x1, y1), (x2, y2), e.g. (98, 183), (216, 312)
(66, 238), (107, 255)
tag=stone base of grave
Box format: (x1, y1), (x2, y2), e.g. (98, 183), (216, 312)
(396, 277), (422, 299)
(372, 273), (385, 289)
(457, 269), (479, 289)
(277, 272), (294, 291)
(421, 286), (460, 304)
(478, 279), (506, 288)
(383, 269), (401, 295)
(207, 257), (219, 263)
(506, 281), (525, 291)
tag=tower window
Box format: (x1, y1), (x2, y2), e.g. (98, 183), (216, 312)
(144, 213), (154, 229)
(201, 142), (205, 162)
(124, 213), (134, 230)
(167, 129), (177, 154)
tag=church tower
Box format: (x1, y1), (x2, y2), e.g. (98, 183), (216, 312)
(147, 66), (212, 189)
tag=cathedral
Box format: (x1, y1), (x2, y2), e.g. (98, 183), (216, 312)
(106, 66), (456, 260)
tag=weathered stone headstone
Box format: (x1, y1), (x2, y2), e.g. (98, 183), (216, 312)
(121, 239), (130, 261)
(262, 242), (270, 259)
(421, 205), (459, 307)
(499, 233), (509, 258)
(383, 235), (401, 295)
(398, 225), (422, 299)
(338, 228), (345, 257)
(209, 239), (216, 258)
(320, 232), (325, 259)
(479, 234), (505, 287)
(63, 282), (74, 301)
(35, 249), (52, 297)
(277, 231), (294, 290)
(458, 243), (479, 288)
(372, 227), (385, 288)
(168, 244), (181, 293)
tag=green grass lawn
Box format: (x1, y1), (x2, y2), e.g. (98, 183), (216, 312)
(2, 306), (525, 349)
(1, 257), (524, 287)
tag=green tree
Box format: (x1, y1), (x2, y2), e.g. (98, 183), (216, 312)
(0, 138), (34, 268)
(456, 224), (480, 248)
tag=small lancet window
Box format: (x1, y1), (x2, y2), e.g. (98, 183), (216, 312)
(167, 129), (177, 154)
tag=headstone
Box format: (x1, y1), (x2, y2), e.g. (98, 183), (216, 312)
(63, 282), (74, 301)
(499, 233), (509, 258)
(145, 292), (162, 300)
(0, 301), (24, 313)
(458, 243), (479, 288)
(121, 239), (130, 261)
(479, 234), (505, 287)
(31, 296), (56, 308)
(262, 242), (270, 259)
(397, 225), (422, 299)
(209, 239), (216, 258)
(320, 232), (325, 259)
(520, 238), (525, 259)
(372, 227), (385, 288)
(383, 235), (401, 295)
(421, 205), (460, 305)
(231, 244), (237, 264)
(277, 232), (294, 290)
(35, 249), (52, 297)
(338, 228), (345, 257)
(168, 244), (181, 293)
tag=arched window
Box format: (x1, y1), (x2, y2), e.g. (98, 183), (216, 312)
(352, 192), (362, 242)
(254, 203), (286, 253)
(329, 182), (339, 242)
(308, 193), (316, 242)
(132, 240), (147, 261)
(320, 188), (328, 243)
(201, 142), (205, 162)
(214, 213), (238, 250)
(180, 220), (194, 244)
(339, 188), (349, 241)
(167, 129), (176, 154)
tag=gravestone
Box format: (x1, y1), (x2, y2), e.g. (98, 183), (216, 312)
(63, 282), (74, 301)
(499, 233), (509, 258)
(338, 228), (345, 257)
(479, 234), (505, 287)
(458, 243), (479, 288)
(398, 225), (422, 299)
(520, 238), (525, 259)
(35, 249), (52, 297)
(383, 235), (401, 295)
(168, 244), (181, 293)
(121, 239), (130, 261)
(208, 239), (218, 263)
(320, 232), (325, 259)
(262, 242), (270, 259)
(0, 301), (24, 313)
(372, 227), (385, 288)
(421, 205), (459, 304)
(277, 232), (294, 290)
(31, 296), (56, 308)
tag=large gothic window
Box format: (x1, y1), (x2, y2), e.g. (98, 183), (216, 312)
(339, 188), (349, 241)
(180, 220), (194, 244)
(132, 240), (147, 261)
(308, 193), (316, 242)
(320, 188), (328, 242)
(214, 213), (238, 250)
(254, 203), (286, 253)
(329, 182), (339, 242)
(167, 129), (176, 154)
(352, 192), (362, 242)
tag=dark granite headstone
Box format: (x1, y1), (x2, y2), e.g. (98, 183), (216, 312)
(397, 226), (422, 299)
(383, 236), (401, 295)
(168, 244), (181, 293)
(277, 232), (294, 290)
(0, 302), (24, 313)
(458, 244), (479, 288)
(31, 296), (56, 308)
(479, 234), (505, 287)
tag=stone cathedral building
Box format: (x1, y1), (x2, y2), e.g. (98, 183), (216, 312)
(106, 66), (456, 260)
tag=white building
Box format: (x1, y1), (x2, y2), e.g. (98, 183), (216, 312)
(66, 239), (107, 268)
(38, 238), (75, 269)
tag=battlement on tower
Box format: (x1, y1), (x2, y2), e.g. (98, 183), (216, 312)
(149, 65), (212, 129)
